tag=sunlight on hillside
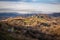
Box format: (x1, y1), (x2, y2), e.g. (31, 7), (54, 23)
(0, 14), (60, 40)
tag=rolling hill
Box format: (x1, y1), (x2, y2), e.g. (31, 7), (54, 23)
(0, 14), (60, 40)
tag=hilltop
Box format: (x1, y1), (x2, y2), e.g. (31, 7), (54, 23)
(0, 14), (60, 40)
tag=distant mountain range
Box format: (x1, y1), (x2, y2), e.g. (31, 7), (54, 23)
(0, 12), (37, 17)
(0, 12), (60, 20)
(0, 12), (38, 20)
(49, 13), (60, 17)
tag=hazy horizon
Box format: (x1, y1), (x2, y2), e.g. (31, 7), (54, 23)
(0, 0), (60, 14)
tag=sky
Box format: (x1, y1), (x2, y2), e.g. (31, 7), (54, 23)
(0, 0), (60, 3)
(0, 0), (60, 14)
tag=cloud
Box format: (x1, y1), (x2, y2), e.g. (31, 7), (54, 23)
(0, 1), (60, 14)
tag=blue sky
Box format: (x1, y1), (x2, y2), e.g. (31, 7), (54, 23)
(0, 0), (60, 3)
